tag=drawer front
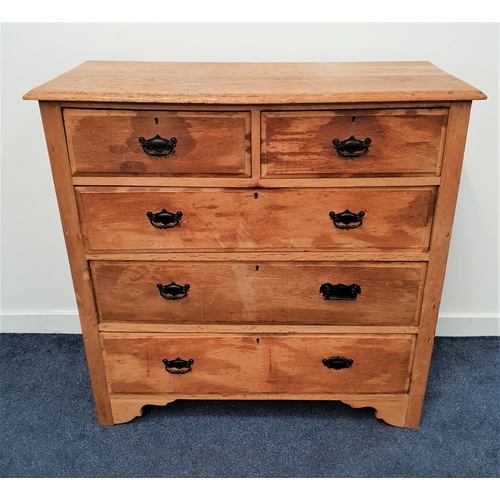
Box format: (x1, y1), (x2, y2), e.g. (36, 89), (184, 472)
(101, 333), (415, 394)
(77, 187), (436, 252)
(91, 261), (426, 325)
(64, 109), (251, 177)
(262, 109), (448, 177)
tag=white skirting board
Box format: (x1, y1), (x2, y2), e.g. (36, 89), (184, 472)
(0, 313), (498, 336)
(0, 313), (82, 334)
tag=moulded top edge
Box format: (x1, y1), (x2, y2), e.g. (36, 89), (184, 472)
(23, 61), (487, 103)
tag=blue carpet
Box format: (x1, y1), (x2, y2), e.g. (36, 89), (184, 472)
(1, 334), (498, 477)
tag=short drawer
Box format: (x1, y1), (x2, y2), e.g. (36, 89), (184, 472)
(261, 109), (448, 177)
(64, 109), (251, 177)
(91, 261), (426, 325)
(101, 333), (415, 395)
(76, 187), (436, 252)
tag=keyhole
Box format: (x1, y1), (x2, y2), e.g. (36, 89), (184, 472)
(154, 117), (159, 125)
(255, 265), (259, 271)
(352, 116), (356, 123)
(256, 338), (260, 344)
(254, 192), (259, 199)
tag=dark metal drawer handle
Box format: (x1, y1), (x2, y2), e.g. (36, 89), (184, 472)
(139, 134), (177, 156)
(163, 357), (194, 375)
(322, 356), (353, 370)
(329, 209), (365, 230)
(320, 283), (361, 300)
(157, 282), (190, 300)
(332, 135), (371, 158)
(147, 209), (183, 229)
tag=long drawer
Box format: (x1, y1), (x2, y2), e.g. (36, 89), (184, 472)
(101, 333), (416, 394)
(76, 187), (436, 252)
(91, 261), (427, 325)
(262, 109), (448, 177)
(64, 109), (252, 177)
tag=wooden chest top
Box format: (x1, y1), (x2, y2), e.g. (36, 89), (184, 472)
(23, 61), (486, 104)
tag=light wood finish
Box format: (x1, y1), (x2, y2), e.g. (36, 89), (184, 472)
(38, 102), (113, 425)
(404, 101), (473, 428)
(60, 101), (453, 111)
(341, 396), (409, 427)
(27, 62), (485, 428)
(23, 61), (486, 103)
(109, 393), (410, 426)
(262, 109), (447, 178)
(64, 109), (251, 177)
(101, 333), (415, 395)
(251, 109), (261, 180)
(86, 251), (430, 262)
(98, 323), (419, 334)
(91, 261), (426, 325)
(72, 176), (442, 187)
(76, 187), (436, 252)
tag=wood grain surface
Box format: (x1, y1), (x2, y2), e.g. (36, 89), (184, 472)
(404, 101), (474, 427)
(23, 61), (487, 103)
(76, 186), (436, 252)
(90, 261), (427, 325)
(108, 392), (410, 427)
(98, 323), (419, 334)
(72, 176), (442, 188)
(38, 102), (114, 425)
(262, 109), (447, 177)
(64, 109), (251, 177)
(101, 333), (415, 395)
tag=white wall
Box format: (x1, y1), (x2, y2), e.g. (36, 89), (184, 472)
(1, 23), (498, 335)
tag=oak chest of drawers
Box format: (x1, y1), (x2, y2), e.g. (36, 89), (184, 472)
(24, 61), (486, 427)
